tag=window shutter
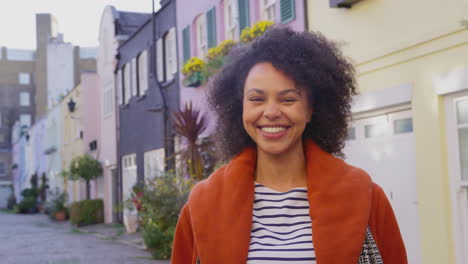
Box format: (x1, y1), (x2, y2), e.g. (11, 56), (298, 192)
(280, 0), (295, 24)
(170, 28), (178, 76)
(156, 39), (164, 82)
(124, 65), (131, 104)
(131, 58), (137, 96)
(238, 0), (250, 33)
(206, 7), (217, 49)
(138, 50), (148, 94)
(182, 26), (191, 63)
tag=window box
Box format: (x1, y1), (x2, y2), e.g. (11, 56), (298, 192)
(329, 0), (363, 8)
(183, 71), (204, 88)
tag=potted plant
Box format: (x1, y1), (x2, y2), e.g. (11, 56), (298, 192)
(123, 185), (143, 234)
(182, 57), (205, 87)
(46, 188), (68, 221)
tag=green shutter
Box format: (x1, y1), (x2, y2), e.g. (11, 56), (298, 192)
(238, 0), (250, 33)
(280, 0), (295, 24)
(207, 7), (217, 49)
(182, 26), (191, 63)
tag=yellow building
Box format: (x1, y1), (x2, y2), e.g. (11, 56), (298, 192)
(306, 0), (468, 263)
(60, 84), (85, 204)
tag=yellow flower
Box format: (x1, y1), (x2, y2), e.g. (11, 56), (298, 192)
(240, 21), (274, 43)
(182, 57), (205, 75)
(206, 40), (236, 60)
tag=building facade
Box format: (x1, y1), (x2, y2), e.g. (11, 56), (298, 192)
(177, 0), (306, 136)
(0, 47), (36, 207)
(60, 84), (85, 203)
(98, 6), (151, 223)
(116, 0), (178, 225)
(306, 0), (468, 263)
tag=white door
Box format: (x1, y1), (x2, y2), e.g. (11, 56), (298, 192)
(343, 109), (422, 264)
(122, 154), (137, 216)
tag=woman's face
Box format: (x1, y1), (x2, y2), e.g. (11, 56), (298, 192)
(242, 62), (312, 156)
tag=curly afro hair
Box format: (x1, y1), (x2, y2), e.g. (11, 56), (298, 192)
(207, 26), (357, 161)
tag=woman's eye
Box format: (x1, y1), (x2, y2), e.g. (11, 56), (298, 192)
(249, 98), (263, 102)
(282, 98), (297, 103)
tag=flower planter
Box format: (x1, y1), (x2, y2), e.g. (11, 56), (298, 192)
(124, 214), (139, 234)
(183, 71), (204, 87)
(55, 211), (66, 221)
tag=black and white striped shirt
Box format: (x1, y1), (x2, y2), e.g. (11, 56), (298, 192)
(247, 183), (316, 263)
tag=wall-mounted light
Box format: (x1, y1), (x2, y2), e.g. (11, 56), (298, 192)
(67, 98), (76, 113)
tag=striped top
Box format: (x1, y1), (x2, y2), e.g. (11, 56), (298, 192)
(247, 183), (316, 263)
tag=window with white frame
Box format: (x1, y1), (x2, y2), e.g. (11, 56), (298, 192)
(102, 82), (113, 117)
(224, 0), (238, 40)
(156, 38), (164, 83)
(164, 28), (177, 81)
(20, 92), (30, 106)
(124, 64), (131, 104)
(131, 58), (138, 97)
(116, 70), (122, 105)
(0, 162), (5, 176)
(261, 0), (276, 22)
(20, 114), (31, 128)
(447, 93), (468, 263)
(196, 14), (208, 58)
(144, 148), (165, 181)
(18, 73), (30, 85)
(138, 50), (148, 95)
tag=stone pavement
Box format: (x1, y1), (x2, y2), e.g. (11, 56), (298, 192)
(0, 212), (171, 264)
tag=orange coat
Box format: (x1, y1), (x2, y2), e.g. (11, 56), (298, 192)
(171, 140), (407, 263)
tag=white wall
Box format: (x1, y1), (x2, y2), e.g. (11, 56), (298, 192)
(47, 37), (75, 109)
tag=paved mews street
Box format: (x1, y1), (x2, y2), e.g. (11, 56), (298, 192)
(0, 212), (170, 264)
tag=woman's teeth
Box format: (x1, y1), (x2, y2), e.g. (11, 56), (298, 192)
(260, 127), (287, 133)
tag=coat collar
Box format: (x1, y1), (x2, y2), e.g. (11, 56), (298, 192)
(188, 139), (373, 263)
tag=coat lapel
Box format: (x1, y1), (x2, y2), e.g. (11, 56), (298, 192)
(190, 140), (372, 263)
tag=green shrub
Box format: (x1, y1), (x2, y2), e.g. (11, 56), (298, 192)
(138, 172), (192, 259)
(17, 196), (38, 214)
(69, 199), (104, 226)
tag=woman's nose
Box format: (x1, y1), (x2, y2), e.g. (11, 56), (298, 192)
(263, 103), (281, 120)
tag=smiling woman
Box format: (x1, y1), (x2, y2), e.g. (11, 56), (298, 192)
(171, 27), (407, 264)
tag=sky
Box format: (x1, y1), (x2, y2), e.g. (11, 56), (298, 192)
(0, 0), (160, 50)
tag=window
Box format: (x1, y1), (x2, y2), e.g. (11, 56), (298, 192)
(116, 70), (123, 105)
(280, 0), (295, 24)
(144, 148), (165, 181)
(0, 162), (5, 176)
(446, 94), (468, 262)
(238, 0), (250, 33)
(0, 134), (4, 144)
(0, 111), (2, 128)
(156, 39), (164, 82)
(364, 123), (385, 138)
(20, 92), (30, 106)
(182, 26), (191, 63)
(20, 114), (31, 128)
(206, 7), (217, 49)
(394, 118), (413, 134)
(224, 0), (238, 40)
(123, 64), (131, 104)
(346, 127), (356, 141)
(7, 49), (34, 61)
(261, 0), (276, 22)
(196, 14), (208, 58)
(137, 50), (148, 95)
(131, 58), (138, 97)
(18, 73), (30, 85)
(102, 83), (113, 116)
(164, 28), (177, 81)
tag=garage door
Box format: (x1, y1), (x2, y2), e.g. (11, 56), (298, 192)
(343, 109), (422, 264)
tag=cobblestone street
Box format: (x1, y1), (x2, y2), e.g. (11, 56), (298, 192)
(0, 212), (171, 264)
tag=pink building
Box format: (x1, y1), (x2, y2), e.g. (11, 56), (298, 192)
(80, 72), (102, 200)
(176, 0), (307, 136)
